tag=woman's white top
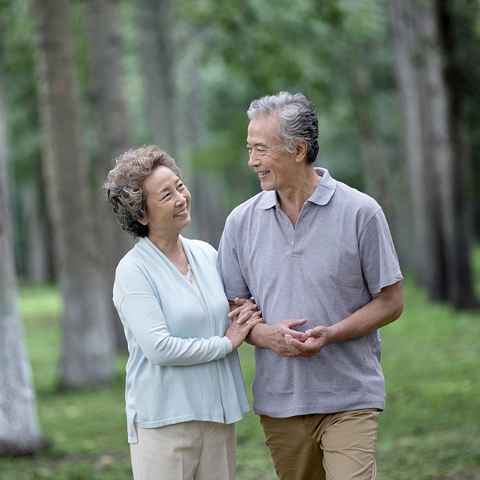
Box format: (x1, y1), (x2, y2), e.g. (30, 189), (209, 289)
(113, 236), (251, 443)
(183, 264), (202, 297)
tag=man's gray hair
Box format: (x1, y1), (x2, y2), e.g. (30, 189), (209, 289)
(247, 92), (319, 164)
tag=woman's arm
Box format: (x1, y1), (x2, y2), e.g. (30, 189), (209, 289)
(119, 292), (261, 367)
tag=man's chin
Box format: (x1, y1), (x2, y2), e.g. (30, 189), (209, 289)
(259, 181), (275, 191)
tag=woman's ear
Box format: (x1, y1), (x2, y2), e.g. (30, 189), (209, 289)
(137, 215), (148, 226)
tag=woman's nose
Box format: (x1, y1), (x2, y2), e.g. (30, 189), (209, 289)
(175, 191), (187, 205)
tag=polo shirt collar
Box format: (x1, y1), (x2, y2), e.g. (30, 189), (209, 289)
(308, 168), (337, 206)
(260, 167), (337, 209)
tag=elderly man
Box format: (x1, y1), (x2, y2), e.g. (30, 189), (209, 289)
(217, 92), (404, 480)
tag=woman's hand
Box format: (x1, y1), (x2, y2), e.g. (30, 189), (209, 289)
(228, 297), (260, 325)
(225, 303), (263, 350)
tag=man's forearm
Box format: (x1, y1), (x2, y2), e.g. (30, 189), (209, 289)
(245, 323), (272, 348)
(324, 281), (404, 345)
(284, 281), (404, 357)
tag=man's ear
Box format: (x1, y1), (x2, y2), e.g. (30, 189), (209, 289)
(295, 140), (308, 163)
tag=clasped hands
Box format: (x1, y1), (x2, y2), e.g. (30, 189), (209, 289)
(229, 298), (329, 358)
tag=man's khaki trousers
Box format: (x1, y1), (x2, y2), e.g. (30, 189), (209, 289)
(260, 409), (379, 480)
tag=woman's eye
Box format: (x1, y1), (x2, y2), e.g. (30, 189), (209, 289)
(163, 192), (170, 200)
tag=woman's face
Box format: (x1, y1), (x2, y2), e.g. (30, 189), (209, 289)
(139, 165), (191, 239)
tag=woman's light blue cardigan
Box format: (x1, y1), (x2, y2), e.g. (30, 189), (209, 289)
(113, 236), (251, 443)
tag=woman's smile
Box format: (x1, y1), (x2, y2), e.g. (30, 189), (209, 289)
(174, 207), (188, 218)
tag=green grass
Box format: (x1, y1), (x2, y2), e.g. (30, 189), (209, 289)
(1, 277), (480, 479)
(376, 283), (480, 479)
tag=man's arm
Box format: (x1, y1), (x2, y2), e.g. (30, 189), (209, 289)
(285, 280), (404, 357)
(246, 320), (309, 357)
(228, 298), (308, 357)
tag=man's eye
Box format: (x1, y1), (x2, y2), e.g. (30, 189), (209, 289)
(177, 183), (184, 190)
(163, 193), (171, 200)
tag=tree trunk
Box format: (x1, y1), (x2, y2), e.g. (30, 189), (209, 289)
(435, 0), (477, 308)
(24, 177), (53, 284)
(0, 75), (50, 456)
(390, 0), (477, 307)
(391, 0), (443, 300)
(182, 50), (226, 247)
(31, 0), (116, 387)
(137, 0), (178, 158)
(83, 0), (135, 351)
(349, 58), (396, 227)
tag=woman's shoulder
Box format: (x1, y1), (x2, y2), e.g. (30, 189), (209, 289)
(182, 237), (217, 260)
(116, 238), (157, 275)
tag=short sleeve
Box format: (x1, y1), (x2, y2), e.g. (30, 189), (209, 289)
(217, 215), (251, 301)
(358, 209), (403, 294)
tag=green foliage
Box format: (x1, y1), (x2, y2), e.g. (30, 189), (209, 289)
(3, 0), (480, 286)
(0, 0), (41, 181)
(118, 0), (150, 146)
(453, 1), (480, 204)
(175, 0), (401, 198)
(3, 274), (480, 479)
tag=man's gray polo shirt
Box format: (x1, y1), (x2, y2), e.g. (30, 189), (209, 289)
(217, 168), (403, 417)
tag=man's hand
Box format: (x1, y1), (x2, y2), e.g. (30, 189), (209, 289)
(254, 318), (309, 357)
(228, 299), (310, 357)
(285, 325), (330, 357)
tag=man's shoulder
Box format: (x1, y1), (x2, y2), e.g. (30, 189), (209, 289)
(334, 180), (381, 213)
(226, 190), (267, 221)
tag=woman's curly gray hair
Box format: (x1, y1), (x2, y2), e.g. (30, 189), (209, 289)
(104, 145), (183, 238)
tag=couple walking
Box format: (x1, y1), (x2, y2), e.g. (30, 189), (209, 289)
(105, 92), (404, 480)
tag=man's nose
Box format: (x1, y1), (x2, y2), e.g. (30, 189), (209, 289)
(248, 151), (259, 167)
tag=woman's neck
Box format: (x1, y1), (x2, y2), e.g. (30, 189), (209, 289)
(148, 233), (189, 274)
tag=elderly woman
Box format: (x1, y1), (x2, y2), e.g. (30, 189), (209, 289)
(105, 145), (261, 480)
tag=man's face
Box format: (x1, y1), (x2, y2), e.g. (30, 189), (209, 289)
(246, 115), (297, 192)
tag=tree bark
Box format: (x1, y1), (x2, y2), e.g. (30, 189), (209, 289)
(390, 0), (477, 307)
(137, 0), (179, 158)
(31, 0), (116, 387)
(24, 177), (53, 284)
(182, 50), (226, 247)
(391, 0), (442, 299)
(0, 75), (50, 456)
(83, 0), (135, 351)
(350, 58), (396, 227)
(435, 0), (477, 308)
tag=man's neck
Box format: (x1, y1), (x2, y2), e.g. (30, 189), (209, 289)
(277, 166), (321, 227)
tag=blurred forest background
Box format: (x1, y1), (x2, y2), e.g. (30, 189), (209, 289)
(1, 0), (480, 478)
